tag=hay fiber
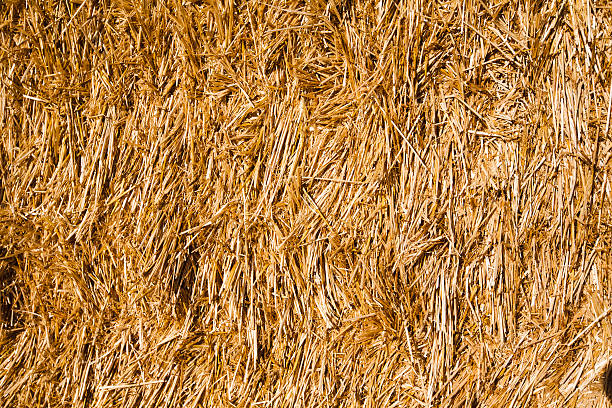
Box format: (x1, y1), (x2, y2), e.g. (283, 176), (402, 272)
(2, 0), (612, 407)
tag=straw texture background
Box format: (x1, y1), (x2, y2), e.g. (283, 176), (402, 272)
(2, 0), (612, 407)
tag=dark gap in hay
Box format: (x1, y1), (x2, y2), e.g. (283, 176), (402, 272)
(603, 361), (612, 404)
(326, 0), (355, 25)
(1, 1), (24, 27)
(170, 246), (200, 316)
(0, 251), (24, 333)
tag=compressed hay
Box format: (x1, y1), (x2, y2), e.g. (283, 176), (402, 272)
(1, 0), (612, 407)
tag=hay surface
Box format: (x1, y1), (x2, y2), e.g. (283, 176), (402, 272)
(2, 0), (612, 407)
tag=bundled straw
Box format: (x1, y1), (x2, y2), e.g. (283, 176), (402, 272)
(2, 0), (612, 407)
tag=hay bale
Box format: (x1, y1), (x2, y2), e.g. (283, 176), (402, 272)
(1, 0), (612, 406)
